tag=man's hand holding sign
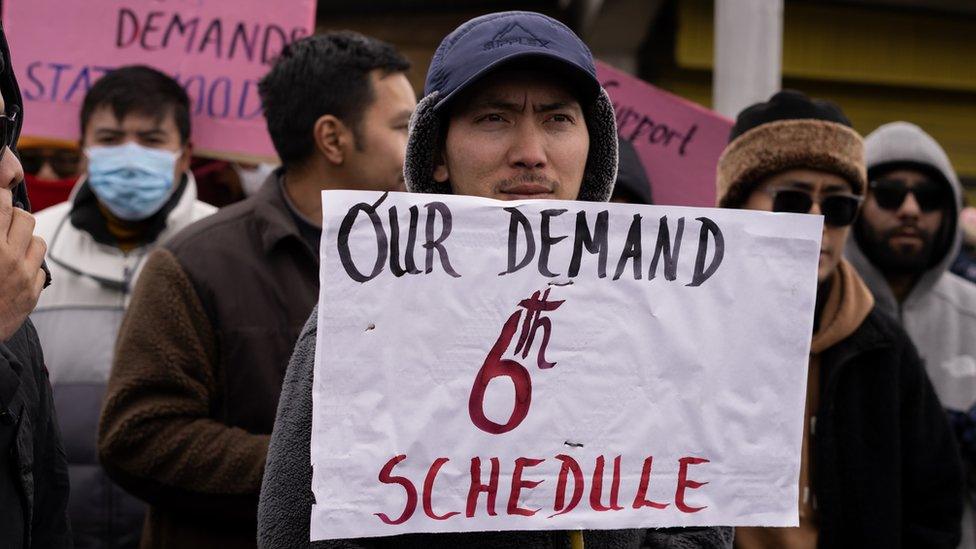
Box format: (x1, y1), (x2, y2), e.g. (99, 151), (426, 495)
(310, 190), (822, 539)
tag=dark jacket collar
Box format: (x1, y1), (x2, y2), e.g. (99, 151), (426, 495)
(251, 168), (313, 258)
(69, 175), (189, 248)
(821, 305), (895, 369)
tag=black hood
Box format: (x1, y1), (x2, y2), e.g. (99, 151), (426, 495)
(614, 137), (652, 204)
(2, 20), (50, 287)
(0, 20), (29, 211)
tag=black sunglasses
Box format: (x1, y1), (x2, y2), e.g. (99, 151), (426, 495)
(0, 105), (18, 163)
(870, 178), (948, 212)
(766, 187), (863, 227)
(19, 148), (82, 179)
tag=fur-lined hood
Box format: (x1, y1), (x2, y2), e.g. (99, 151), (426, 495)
(403, 88), (619, 202)
(403, 11), (618, 202)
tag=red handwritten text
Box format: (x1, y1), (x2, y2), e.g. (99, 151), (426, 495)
(374, 454), (710, 524)
(468, 288), (565, 434)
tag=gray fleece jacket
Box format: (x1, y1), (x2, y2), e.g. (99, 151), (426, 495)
(846, 121), (976, 547)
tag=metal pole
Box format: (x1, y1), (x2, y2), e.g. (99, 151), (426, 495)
(713, 0), (784, 118)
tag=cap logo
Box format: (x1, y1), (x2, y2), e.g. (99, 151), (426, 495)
(483, 23), (550, 51)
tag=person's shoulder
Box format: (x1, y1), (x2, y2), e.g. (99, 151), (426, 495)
(1, 319), (45, 380)
(274, 308), (318, 390)
(844, 304), (910, 355)
(164, 197), (259, 254)
(301, 305), (319, 337)
(853, 305), (932, 381)
(291, 306), (319, 367)
(189, 199), (217, 220)
(863, 303), (900, 331)
(932, 272), (976, 320)
(32, 201), (71, 238)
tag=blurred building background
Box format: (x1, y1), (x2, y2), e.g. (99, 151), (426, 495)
(316, 0), (976, 199)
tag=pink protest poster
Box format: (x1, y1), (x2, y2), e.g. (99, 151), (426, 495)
(597, 61), (733, 208)
(2, 0), (317, 161)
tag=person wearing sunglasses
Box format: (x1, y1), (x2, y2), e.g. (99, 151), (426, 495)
(16, 136), (81, 212)
(0, 19), (72, 549)
(717, 90), (963, 549)
(846, 121), (976, 548)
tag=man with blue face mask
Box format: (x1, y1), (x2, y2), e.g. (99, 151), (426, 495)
(30, 65), (216, 549)
(85, 141), (183, 220)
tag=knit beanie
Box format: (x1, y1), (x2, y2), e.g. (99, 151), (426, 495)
(716, 89), (866, 208)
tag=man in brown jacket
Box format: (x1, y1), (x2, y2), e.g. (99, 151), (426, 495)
(97, 32), (416, 548)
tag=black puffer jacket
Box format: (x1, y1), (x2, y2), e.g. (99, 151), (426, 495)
(0, 19), (72, 549)
(814, 306), (964, 547)
(1, 322), (72, 549)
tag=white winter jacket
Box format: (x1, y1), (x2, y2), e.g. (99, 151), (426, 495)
(29, 173), (215, 548)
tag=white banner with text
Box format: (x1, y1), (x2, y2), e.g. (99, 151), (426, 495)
(310, 191), (823, 540)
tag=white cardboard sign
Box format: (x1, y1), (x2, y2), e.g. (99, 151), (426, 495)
(311, 190), (823, 540)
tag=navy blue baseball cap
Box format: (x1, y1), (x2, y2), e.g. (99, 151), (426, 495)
(424, 11), (600, 110)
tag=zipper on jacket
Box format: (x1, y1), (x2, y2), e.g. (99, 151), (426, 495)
(122, 265), (132, 297)
(120, 246), (150, 299)
(106, 471), (114, 549)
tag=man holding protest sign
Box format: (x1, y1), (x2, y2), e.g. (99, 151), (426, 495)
(97, 33), (415, 548)
(259, 11), (732, 548)
(29, 65), (216, 549)
(720, 90), (964, 548)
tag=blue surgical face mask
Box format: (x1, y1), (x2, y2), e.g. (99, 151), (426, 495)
(85, 142), (181, 221)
